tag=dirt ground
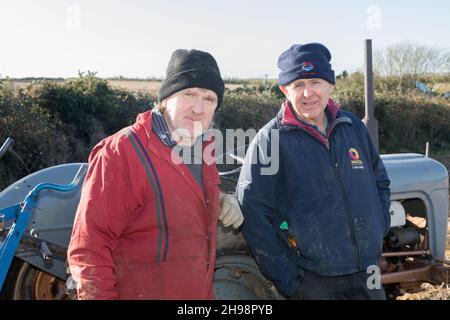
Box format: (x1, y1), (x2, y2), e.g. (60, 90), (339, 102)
(396, 216), (450, 300)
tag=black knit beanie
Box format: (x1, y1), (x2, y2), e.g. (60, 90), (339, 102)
(158, 49), (225, 107)
(277, 43), (335, 86)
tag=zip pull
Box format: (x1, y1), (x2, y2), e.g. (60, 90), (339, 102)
(279, 221), (298, 250)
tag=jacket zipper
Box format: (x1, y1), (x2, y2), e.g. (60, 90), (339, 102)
(327, 119), (361, 271)
(281, 117), (361, 272)
(329, 141), (361, 272)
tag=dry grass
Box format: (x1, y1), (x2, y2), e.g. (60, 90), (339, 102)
(10, 80), (244, 97)
(397, 283), (450, 300)
(9, 79), (161, 95)
(432, 82), (450, 94)
(9, 81), (33, 89)
(108, 80), (243, 95)
(108, 80), (160, 95)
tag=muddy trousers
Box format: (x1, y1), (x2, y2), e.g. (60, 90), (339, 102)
(290, 270), (386, 300)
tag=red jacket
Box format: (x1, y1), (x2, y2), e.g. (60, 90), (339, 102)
(67, 110), (220, 299)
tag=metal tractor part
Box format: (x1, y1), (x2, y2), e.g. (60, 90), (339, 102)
(0, 163), (87, 299)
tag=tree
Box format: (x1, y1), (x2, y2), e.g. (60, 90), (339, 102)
(374, 42), (450, 76)
(336, 70), (349, 80)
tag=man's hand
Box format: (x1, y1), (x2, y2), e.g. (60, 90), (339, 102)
(218, 191), (244, 229)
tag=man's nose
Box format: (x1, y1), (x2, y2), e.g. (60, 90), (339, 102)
(303, 84), (313, 98)
(191, 97), (206, 113)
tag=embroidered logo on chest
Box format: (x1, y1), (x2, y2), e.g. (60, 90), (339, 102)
(348, 147), (365, 169)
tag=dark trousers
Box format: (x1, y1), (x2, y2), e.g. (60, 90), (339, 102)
(290, 270), (386, 300)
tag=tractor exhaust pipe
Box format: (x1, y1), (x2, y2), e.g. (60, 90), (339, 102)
(362, 39), (379, 152)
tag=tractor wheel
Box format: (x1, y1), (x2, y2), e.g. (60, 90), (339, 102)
(2, 259), (68, 300)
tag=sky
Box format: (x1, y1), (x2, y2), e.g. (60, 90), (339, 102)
(0, 0), (449, 79)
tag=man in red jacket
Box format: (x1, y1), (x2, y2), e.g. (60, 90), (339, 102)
(67, 49), (243, 300)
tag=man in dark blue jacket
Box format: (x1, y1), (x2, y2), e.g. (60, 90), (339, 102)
(236, 43), (391, 300)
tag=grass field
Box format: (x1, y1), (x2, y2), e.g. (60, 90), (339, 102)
(108, 80), (161, 94)
(108, 80), (245, 95)
(10, 79), (244, 96)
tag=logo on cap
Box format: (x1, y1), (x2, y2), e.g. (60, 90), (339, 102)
(300, 62), (314, 72)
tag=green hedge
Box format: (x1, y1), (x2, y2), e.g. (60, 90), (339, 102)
(0, 75), (153, 189)
(333, 73), (450, 153)
(1, 74), (450, 190)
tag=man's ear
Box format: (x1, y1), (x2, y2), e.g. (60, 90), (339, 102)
(279, 85), (289, 98)
(329, 84), (335, 94)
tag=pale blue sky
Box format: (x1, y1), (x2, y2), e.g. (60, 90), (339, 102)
(1, 0), (449, 79)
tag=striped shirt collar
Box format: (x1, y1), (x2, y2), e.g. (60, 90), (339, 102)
(151, 109), (177, 147)
(151, 109), (215, 147)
